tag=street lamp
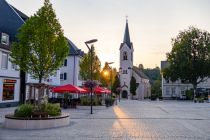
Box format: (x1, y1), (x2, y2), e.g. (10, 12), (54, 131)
(107, 62), (114, 97)
(85, 39), (98, 114)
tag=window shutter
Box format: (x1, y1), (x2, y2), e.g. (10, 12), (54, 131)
(60, 74), (63, 80)
(64, 73), (67, 80)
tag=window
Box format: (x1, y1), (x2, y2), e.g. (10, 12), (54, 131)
(64, 73), (67, 80)
(123, 51), (127, 60)
(1, 33), (9, 45)
(166, 87), (170, 95)
(63, 59), (67, 66)
(2, 80), (15, 101)
(60, 73), (67, 80)
(60, 74), (64, 80)
(123, 70), (127, 74)
(1, 52), (8, 69)
(171, 87), (176, 97)
(11, 63), (18, 70)
(165, 79), (169, 83)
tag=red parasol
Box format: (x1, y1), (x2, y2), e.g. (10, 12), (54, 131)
(52, 84), (87, 94)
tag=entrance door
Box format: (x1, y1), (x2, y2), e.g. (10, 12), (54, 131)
(122, 90), (128, 99)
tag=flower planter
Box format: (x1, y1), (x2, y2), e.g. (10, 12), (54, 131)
(4, 113), (70, 129)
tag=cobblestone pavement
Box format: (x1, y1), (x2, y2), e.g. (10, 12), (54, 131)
(0, 100), (210, 140)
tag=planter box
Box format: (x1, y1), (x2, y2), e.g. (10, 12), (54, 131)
(4, 113), (70, 129)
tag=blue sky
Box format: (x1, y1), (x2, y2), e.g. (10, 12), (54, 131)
(7, 0), (210, 69)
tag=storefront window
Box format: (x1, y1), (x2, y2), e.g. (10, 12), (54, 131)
(2, 79), (16, 101)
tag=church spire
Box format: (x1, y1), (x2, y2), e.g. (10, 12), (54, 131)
(123, 18), (131, 48)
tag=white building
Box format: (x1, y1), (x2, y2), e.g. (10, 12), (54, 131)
(25, 38), (84, 99)
(60, 38), (84, 86)
(0, 0), (27, 107)
(161, 61), (210, 99)
(119, 20), (151, 99)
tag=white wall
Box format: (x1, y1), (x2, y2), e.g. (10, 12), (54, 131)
(0, 49), (20, 103)
(60, 55), (83, 86)
(0, 49), (20, 78)
(26, 70), (60, 86)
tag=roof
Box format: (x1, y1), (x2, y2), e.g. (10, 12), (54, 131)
(132, 66), (149, 80)
(0, 0), (28, 42)
(66, 38), (84, 57)
(122, 20), (132, 49)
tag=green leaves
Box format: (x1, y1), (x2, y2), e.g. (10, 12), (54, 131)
(163, 26), (210, 88)
(11, 0), (69, 83)
(130, 76), (137, 96)
(79, 46), (101, 80)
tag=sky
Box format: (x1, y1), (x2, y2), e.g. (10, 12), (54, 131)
(6, 0), (210, 69)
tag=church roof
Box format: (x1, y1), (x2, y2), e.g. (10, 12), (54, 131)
(132, 66), (149, 80)
(123, 20), (132, 49)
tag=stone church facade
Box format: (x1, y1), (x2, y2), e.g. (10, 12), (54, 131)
(119, 20), (151, 99)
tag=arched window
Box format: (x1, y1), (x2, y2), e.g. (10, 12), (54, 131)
(123, 51), (127, 60)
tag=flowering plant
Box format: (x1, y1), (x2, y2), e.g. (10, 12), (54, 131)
(84, 80), (97, 88)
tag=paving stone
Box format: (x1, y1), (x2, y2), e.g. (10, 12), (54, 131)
(0, 100), (210, 140)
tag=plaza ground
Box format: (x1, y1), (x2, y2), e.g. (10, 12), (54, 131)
(0, 100), (210, 140)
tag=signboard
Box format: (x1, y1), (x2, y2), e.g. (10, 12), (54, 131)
(3, 79), (16, 83)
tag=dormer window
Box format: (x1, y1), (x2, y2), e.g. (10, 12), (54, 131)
(123, 51), (127, 60)
(1, 33), (9, 45)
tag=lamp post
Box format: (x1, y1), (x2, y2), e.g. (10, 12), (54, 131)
(107, 62), (114, 97)
(85, 39), (97, 114)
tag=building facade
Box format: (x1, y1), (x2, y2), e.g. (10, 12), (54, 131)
(60, 39), (84, 87)
(0, 0), (27, 107)
(161, 61), (210, 99)
(119, 20), (150, 99)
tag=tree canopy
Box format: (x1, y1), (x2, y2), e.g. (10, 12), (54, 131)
(112, 74), (121, 95)
(11, 0), (69, 83)
(130, 76), (137, 96)
(163, 26), (210, 90)
(100, 62), (117, 87)
(137, 64), (161, 84)
(151, 80), (161, 98)
(79, 46), (101, 80)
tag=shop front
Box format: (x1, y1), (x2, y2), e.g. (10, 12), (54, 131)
(0, 78), (20, 107)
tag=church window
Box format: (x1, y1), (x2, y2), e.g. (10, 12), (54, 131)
(123, 51), (127, 60)
(123, 70), (127, 74)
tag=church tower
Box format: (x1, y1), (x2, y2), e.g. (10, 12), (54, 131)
(119, 19), (134, 99)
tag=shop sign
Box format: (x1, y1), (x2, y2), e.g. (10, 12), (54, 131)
(3, 79), (16, 83)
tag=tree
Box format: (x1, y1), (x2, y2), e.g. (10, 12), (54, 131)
(130, 76), (137, 99)
(100, 62), (117, 87)
(138, 64), (144, 70)
(163, 26), (210, 99)
(79, 46), (101, 80)
(151, 80), (161, 98)
(112, 74), (120, 95)
(142, 67), (161, 84)
(11, 0), (69, 83)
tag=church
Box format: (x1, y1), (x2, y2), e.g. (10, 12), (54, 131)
(119, 20), (151, 100)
